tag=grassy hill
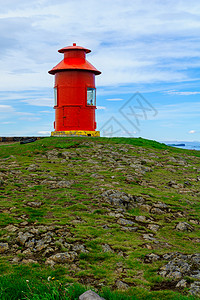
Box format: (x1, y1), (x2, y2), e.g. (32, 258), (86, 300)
(0, 137), (199, 299)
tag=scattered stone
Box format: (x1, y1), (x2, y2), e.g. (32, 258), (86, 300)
(26, 202), (42, 208)
(56, 180), (73, 188)
(73, 244), (88, 253)
(20, 221), (29, 226)
(0, 243), (9, 253)
(21, 259), (38, 264)
(135, 215), (147, 222)
(154, 202), (168, 209)
(144, 253), (160, 263)
(117, 218), (135, 226)
(22, 249), (32, 257)
(25, 238), (35, 249)
(189, 219), (199, 225)
(17, 232), (34, 245)
(91, 173), (104, 179)
(176, 279), (187, 288)
(102, 244), (113, 253)
(142, 234), (157, 242)
(35, 239), (48, 251)
(26, 164), (39, 172)
(139, 204), (152, 212)
(12, 256), (21, 263)
(189, 281), (200, 297)
(79, 290), (105, 300)
(115, 280), (129, 290)
(147, 224), (160, 232)
(151, 207), (165, 215)
(5, 225), (18, 232)
(121, 226), (138, 232)
(176, 222), (194, 232)
(101, 190), (143, 210)
(46, 252), (77, 264)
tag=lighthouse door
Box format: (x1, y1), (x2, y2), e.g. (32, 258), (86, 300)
(63, 107), (80, 128)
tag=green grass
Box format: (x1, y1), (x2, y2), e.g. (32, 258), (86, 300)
(0, 136), (199, 299)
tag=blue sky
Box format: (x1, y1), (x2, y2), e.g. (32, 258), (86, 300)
(0, 0), (200, 141)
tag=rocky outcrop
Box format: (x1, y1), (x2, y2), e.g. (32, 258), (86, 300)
(144, 252), (200, 296)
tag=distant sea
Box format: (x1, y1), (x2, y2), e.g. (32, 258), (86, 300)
(162, 141), (200, 151)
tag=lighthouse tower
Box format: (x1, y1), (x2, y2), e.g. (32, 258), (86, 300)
(49, 43), (101, 137)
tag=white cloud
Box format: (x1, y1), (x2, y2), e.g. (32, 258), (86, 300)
(39, 110), (53, 113)
(0, 0), (200, 91)
(165, 90), (200, 95)
(97, 106), (106, 110)
(106, 98), (124, 101)
(0, 104), (14, 112)
(21, 98), (53, 107)
(38, 130), (51, 135)
(189, 130), (196, 134)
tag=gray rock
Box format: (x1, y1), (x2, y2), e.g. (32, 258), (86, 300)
(144, 253), (160, 262)
(147, 224), (160, 232)
(151, 207), (165, 214)
(154, 202), (168, 209)
(121, 226), (138, 232)
(46, 150), (59, 160)
(22, 249), (32, 257)
(46, 252), (77, 264)
(189, 281), (200, 296)
(117, 218), (135, 226)
(26, 202), (42, 208)
(25, 238), (35, 249)
(35, 239), (48, 251)
(115, 280), (129, 290)
(142, 234), (157, 241)
(101, 190), (142, 210)
(56, 180), (72, 188)
(79, 290), (105, 300)
(167, 271), (182, 280)
(17, 232), (33, 246)
(139, 204), (152, 212)
(135, 215), (147, 222)
(0, 243), (9, 253)
(21, 259), (38, 264)
(73, 244), (88, 253)
(27, 164), (39, 172)
(176, 222), (194, 232)
(176, 279), (187, 288)
(102, 244), (113, 253)
(5, 225), (18, 232)
(91, 173), (104, 179)
(12, 256), (21, 263)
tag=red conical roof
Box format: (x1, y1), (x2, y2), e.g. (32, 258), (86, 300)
(48, 43), (101, 75)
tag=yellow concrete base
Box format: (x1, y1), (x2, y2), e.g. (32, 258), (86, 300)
(51, 130), (100, 137)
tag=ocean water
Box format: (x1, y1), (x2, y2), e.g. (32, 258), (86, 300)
(163, 141), (200, 151)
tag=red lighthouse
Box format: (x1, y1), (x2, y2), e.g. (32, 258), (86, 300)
(49, 43), (101, 137)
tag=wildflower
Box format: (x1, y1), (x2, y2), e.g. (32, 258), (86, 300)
(26, 280), (29, 283)
(52, 277), (55, 280)
(47, 276), (51, 281)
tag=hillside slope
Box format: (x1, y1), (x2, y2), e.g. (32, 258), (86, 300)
(0, 137), (199, 299)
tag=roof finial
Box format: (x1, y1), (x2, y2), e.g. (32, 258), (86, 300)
(73, 43), (76, 46)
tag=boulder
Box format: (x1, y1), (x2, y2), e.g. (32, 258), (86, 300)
(115, 280), (129, 290)
(46, 252), (77, 264)
(17, 232), (34, 246)
(79, 290), (105, 300)
(176, 222), (194, 232)
(0, 243), (9, 253)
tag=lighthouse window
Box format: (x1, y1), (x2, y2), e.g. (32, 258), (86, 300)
(87, 88), (96, 106)
(54, 87), (58, 106)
